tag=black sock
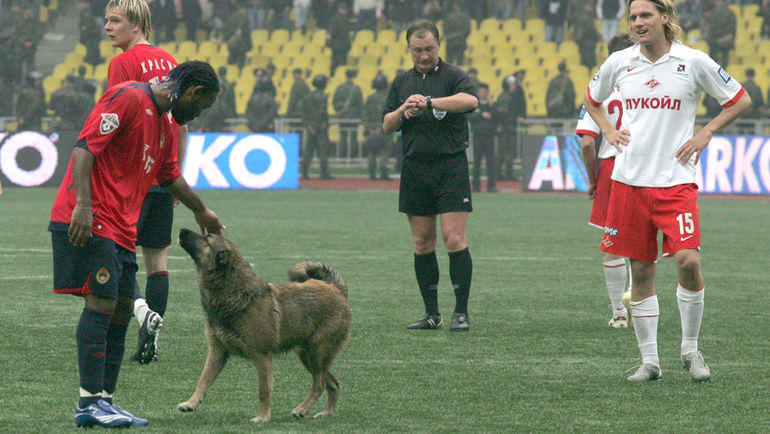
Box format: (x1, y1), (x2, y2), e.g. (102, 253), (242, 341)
(449, 248), (472, 315)
(414, 251), (439, 315)
(76, 308), (111, 408)
(102, 322), (129, 396)
(145, 272), (169, 317)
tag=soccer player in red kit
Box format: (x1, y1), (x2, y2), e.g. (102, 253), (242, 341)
(50, 61), (222, 427)
(584, 0), (750, 383)
(104, 0), (185, 364)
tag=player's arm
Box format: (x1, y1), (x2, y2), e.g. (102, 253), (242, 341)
(164, 176), (225, 235)
(676, 91), (751, 164)
(583, 91), (629, 152)
(177, 124), (189, 170)
(419, 91), (478, 114)
(68, 147), (95, 246)
(580, 134), (599, 198)
(383, 95), (422, 133)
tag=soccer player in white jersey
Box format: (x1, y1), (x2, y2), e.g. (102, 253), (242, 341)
(576, 34), (635, 330)
(583, 0), (750, 383)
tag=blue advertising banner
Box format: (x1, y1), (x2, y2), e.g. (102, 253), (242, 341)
(522, 134), (770, 195)
(182, 133), (299, 190)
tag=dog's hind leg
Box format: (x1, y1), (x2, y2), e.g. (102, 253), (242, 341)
(291, 349), (326, 419)
(178, 323), (228, 412)
(251, 353), (273, 423)
(313, 371), (340, 418)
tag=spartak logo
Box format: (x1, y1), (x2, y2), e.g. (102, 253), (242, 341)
(645, 78), (661, 89)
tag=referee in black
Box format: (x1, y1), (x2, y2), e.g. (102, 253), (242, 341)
(383, 21), (478, 331)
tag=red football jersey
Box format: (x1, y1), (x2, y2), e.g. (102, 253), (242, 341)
(108, 44), (180, 174)
(50, 82), (180, 251)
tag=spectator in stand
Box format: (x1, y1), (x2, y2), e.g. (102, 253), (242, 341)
(539, 0), (569, 48)
(546, 60), (576, 119)
(354, 0), (382, 32)
(312, 0), (336, 30)
(328, 2), (353, 75)
(199, 66), (236, 132)
(224, 3), (253, 68)
(15, 71), (46, 133)
(49, 74), (95, 132)
(252, 67), (277, 97)
(332, 68), (364, 159)
(741, 68), (764, 120)
(79, 1), (103, 66)
(443, 1), (471, 66)
(269, 0), (292, 31)
(363, 72), (391, 180)
(573, 2), (601, 71)
(702, 0), (735, 67)
(388, 0), (416, 36)
(246, 75), (278, 132)
(148, 0), (176, 42)
(759, 0), (770, 40)
(14, 4), (43, 72)
(469, 82), (497, 193)
(209, 0), (236, 40)
(422, 0), (442, 22)
(597, 0), (625, 43)
(0, 27), (18, 117)
(181, 0), (202, 40)
(246, 0), (268, 30)
(678, 0), (703, 37)
(294, 0), (311, 32)
(495, 74), (525, 181)
(286, 67), (311, 118)
(300, 74), (333, 179)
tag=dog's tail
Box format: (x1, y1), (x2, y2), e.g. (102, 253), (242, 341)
(288, 261), (348, 298)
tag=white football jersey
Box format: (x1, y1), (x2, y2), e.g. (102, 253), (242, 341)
(587, 41), (745, 187)
(576, 87), (624, 160)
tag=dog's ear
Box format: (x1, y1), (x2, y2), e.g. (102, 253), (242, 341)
(214, 250), (233, 270)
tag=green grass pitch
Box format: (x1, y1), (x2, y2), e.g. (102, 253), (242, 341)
(0, 187), (768, 432)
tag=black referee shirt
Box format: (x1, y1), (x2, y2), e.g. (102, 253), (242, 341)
(384, 59), (478, 160)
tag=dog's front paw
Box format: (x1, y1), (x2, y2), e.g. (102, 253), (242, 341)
(291, 407), (309, 419)
(251, 415), (270, 423)
(177, 400), (200, 412)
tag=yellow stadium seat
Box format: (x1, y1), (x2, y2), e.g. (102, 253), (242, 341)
(270, 29), (290, 44)
(93, 63), (109, 82)
(354, 29), (375, 46)
(198, 40), (218, 58)
(177, 40), (197, 58)
(290, 29), (307, 43)
(526, 18), (545, 37)
(377, 29), (397, 45)
(502, 18), (523, 33)
(310, 29), (327, 46)
(251, 29), (269, 46)
(479, 18), (500, 36)
(100, 40), (118, 58)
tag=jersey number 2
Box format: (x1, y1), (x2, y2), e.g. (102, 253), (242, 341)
(607, 99), (624, 130)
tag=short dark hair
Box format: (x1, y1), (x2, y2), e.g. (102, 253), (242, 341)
(166, 60), (220, 98)
(406, 21), (440, 44)
(607, 33), (634, 54)
(478, 82), (489, 90)
(746, 68), (755, 78)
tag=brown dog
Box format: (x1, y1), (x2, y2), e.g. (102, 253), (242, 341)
(176, 228), (351, 422)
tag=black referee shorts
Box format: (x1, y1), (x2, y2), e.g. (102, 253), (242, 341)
(136, 190), (175, 249)
(399, 151), (472, 216)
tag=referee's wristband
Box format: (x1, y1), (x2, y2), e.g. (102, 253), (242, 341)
(426, 96), (432, 111)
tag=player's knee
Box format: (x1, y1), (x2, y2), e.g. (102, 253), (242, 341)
(675, 251), (701, 275)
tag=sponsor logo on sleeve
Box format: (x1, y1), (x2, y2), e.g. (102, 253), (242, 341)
(717, 67), (731, 84)
(99, 113), (119, 135)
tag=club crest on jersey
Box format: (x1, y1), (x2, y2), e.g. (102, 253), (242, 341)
(645, 78), (661, 89)
(432, 108), (447, 120)
(95, 267), (111, 284)
(717, 67), (731, 84)
(100, 113), (119, 135)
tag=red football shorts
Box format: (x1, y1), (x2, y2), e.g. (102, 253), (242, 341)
(600, 181), (700, 263)
(588, 157), (615, 229)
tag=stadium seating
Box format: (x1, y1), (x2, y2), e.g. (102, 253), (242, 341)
(47, 7), (768, 119)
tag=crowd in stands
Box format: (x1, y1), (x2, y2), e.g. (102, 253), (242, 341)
(0, 1), (47, 117)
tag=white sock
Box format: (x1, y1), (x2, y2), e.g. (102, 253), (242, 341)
(79, 387), (100, 398)
(626, 262), (633, 292)
(101, 391), (113, 400)
(603, 259), (627, 314)
(631, 295), (659, 367)
(134, 298), (149, 326)
(677, 284), (704, 355)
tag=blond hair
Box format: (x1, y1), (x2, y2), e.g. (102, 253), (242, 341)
(105, 0), (152, 39)
(626, 0), (682, 43)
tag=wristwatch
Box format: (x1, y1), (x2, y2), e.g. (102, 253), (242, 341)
(426, 96), (432, 111)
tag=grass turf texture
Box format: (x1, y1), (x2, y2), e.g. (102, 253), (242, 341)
(0, 187), (768, 432)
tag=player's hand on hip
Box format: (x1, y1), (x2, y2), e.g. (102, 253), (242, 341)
(195, 208), (225, 235)
(68, 206), (93, 246)
(605, 128), (630, 153)
(676, 135), (708, 165)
